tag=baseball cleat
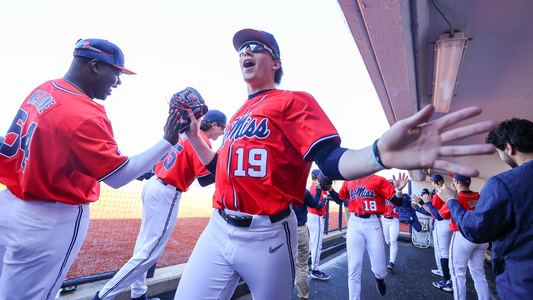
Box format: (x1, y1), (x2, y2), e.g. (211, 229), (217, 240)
(442, 280), (453, 292)
(376, 278), (386, 295)
(310, 270), (331, 280)
(433, 279), (453, 292)
(387, 262), (395, 272)
(431, 269), (443, 276)
(131, 294), (161, 300)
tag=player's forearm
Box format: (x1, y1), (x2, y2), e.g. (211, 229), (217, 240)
(338, 148), (381, 180)
(426, 203), (444, 220)
(391, 194), (403, 207)
(104, 139), (172, 188)
(187, 133), (216, 166)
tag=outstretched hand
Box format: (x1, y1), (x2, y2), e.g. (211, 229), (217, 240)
(163, 110), (181, 145)
(437, 183), (458, 203)
(391, 173), (409, 190)
(378, 105), (498, 177)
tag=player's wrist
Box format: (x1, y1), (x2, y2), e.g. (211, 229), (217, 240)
(372, 139), (391, 170)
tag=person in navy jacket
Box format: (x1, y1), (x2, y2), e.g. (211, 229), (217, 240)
(437, 118), (533, 300)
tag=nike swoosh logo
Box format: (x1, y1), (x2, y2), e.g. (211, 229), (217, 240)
(269, 244), (284, 253)
(375, 227), (380, 230)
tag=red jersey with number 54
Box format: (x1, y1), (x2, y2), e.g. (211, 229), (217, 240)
(154, 131), (212, 192)
(0, 79), (128, 204)
(339, 175), (396, 215)
(213, 90), (340, 215)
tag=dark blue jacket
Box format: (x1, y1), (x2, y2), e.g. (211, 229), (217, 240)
(448, 160), (533, 300)
(398, 194), (430, 222)
(292, 189), (322, 226)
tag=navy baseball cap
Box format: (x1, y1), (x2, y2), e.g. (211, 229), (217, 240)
(233, 29), (281, 59)
(311, 169), (321, 179)
(421, 188), (430, 195)
(73, 39), (136, 75)
(430, 174), (444, 182)
(203, 110), (227, 126)
(449, 174), (471, 183)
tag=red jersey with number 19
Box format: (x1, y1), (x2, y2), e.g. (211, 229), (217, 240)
(213, 90), (340, 215)
(0, 79), (128, 204)
(154, 131), (212, 192)
(339, 175), (396, 215)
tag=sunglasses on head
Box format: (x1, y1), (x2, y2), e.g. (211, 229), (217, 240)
(238, 42), (278, 59)
(75, 39), (114, 57)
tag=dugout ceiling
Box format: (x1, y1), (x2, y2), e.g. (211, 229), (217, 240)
(336, 0), (533, 182)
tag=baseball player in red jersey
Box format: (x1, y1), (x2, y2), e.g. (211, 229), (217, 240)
(339, 173), (408, 299)
(92, 110), (226, 300)
(0, 39), (182, 300)
(418, 174), (454, 292)
(382, 179), (403, 272)
(171, 27), (496, 299)
(438, 174), (489, 300)
(308, 169), (331, 280)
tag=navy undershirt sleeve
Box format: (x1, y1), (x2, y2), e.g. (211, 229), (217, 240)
(426, 203), (444, 221)
(311, 139), (348, 180)
(198, 173), (215, 187)
(205, 153), (218, 174)
(391, 194), (404, 207)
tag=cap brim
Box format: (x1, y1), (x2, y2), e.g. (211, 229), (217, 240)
(115, 65), (136, 75)
(233, 29), (274, 52)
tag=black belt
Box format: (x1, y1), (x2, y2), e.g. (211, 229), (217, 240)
(156, 178), (183, 192)
(298, 222), (306, 227)
(355, 214), (371, 219)
(218, 207), (291, 228)
(383, 216), (394, 220)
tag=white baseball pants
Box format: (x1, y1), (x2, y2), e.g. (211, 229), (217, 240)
(347, 214), (386, 300)
(0, 188), (90, 300)
(381, 217), (400, 264)
(450, 231), (490, 300)
(435, 218), (453, 259)
(97, 176), (182, 299)
(307, 213), (324, 271)
(174, 208), (298, 300)
(433, 225), (442, 272)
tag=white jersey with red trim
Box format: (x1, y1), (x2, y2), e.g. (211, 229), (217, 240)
(213, 89), (340, 215)
(0, 79), (128, 205)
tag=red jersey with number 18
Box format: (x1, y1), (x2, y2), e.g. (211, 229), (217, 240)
(339, 175), (396, 215)
(213, 90), (340, 215)
(154, 131), (212, 192)
(0, 79), (128, 204)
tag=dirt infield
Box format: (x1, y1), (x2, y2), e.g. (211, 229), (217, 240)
(0, 182), (347, 281)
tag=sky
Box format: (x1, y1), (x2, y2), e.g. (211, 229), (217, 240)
(0, 0), (400, 178)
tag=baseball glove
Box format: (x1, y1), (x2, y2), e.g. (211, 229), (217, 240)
(169, 87), (209, 134)
(318, 171), (333, 191)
